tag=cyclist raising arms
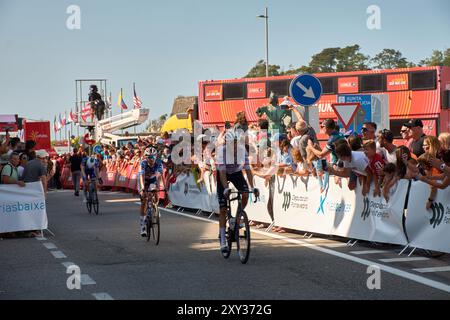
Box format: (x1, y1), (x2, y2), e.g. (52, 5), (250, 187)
(138, 147), (163, 237)
(81, 154), (101, 203)
(216, 130), (259, 254)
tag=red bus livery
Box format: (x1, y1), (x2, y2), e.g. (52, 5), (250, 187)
(198, 66), (450, 136)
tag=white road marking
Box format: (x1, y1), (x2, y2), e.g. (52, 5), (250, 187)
(413, 266), (450, 273)
(105, 198), (140, 203)
(43, 243), (57, 250)
(134, 202), (141, 205)
(321, 243), (348, 248)
(92, 292), (114, 300)
(62, 262), (76, 269)
(350, 250), (388, 255)
(160, 207), (450, 294)
(35, 237), (47, 241)
(379, 257), (430, 263)
(81, 274), (96, 285)
(50, 251), (67, 259)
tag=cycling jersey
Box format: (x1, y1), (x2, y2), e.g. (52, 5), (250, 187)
(139, 158), (163, 185)
(81, 157), (99, 180)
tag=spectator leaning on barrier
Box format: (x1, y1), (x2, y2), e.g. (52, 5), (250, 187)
(363, 140), (385, 197)
(404, 119), (426, 158)
(1, 152), (25, 187)
(22, 149), (48, 195)
(307, 119), (345, 166)
(377, 129), (397, 164)
(330, 142), (373, 196)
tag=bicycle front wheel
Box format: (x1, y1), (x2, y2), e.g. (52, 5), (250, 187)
(93, 189), (99, 215)
(221, 216), (232, 259)
(152, 205), (160, 245)
(86, 192), (92, 213)
(236, 210), (250, 264)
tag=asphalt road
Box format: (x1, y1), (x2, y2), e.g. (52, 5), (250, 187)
(1, 189), (450, 300)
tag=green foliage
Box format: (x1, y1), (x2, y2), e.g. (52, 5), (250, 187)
(371, 49), (410, 69)
(245, 60), (281, 77)
(419, 49), (450, 67)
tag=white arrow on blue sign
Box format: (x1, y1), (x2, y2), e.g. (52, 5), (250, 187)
(289, 74), (323, 106)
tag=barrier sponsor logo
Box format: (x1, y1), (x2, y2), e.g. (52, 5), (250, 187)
(361, 197), (371, 220)
(282, 192), (291, 211)
(1, 201), (46, 214)
(430, 202), (445, 228)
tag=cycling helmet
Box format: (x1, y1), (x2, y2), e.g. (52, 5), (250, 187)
(86, 157), (96, 169)
(144, 147), (157, 158)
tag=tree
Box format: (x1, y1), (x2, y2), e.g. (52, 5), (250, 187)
(419, 49), (450, 67)
(245, 60), (281, 77)
(336, 45), (370, 71)
(308, 47), (340, 73)
(371, 49), (411, 69)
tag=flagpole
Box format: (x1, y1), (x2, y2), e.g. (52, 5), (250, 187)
(65, 111), (68, 141)
(121, 88), (123, 135)
(133, 83), (137, 135)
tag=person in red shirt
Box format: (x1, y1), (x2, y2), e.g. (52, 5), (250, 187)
(363, 140), (385, 197)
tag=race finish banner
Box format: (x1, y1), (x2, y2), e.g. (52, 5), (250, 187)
(405, 181), (450, 254)
(0, 182), (48, 233)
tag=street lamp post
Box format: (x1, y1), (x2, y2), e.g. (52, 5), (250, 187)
(258, 7), (269, 77)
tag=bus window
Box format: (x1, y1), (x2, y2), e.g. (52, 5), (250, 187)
(360, 74), (384, 92)
(268, 80), (289, 97)
(320, 77), (336, 94)
(223, 83), (245, 100)
(410, 70), (436, 90)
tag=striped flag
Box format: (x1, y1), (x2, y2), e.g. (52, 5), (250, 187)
(133, 83), (142, 109)
(118, 88), (128, 110)
(53, 116), (58, 133)
(69, 109), (77, 123)
(59, 113), (66, 128)
(107, 92), (112, 110)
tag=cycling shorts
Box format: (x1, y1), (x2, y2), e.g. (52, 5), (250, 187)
(216, 171), (249, 209)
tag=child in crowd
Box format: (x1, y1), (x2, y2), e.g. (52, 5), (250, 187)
(363, 140), (385, 197)
(306, 144), (329, 193)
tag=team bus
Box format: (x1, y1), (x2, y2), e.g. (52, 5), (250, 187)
(197, 66), (450, 137)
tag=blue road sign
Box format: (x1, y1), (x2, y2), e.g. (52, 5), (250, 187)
(93, 144), (102, 154)
(289, 74), (323, 106)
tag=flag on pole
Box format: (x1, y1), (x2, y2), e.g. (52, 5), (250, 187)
(59, 114), (65, 128)
(53, 116), (58, 133)
(133, 83), (142, 109)
(118, 88), (128, 110)
(69, 109), (77, 123)
(107, 92), (112, 110)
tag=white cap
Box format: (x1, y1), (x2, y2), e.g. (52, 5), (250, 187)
(36, 149), (49, 158)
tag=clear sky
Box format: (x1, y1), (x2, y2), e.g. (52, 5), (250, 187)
(0, 0), (449, 137)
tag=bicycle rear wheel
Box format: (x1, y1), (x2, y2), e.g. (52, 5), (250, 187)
(236, 210), (250, 264)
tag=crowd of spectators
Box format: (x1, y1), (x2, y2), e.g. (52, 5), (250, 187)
(2, 109), (450, 236)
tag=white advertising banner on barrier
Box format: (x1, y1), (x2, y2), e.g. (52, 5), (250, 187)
(0, 182), (48, 233)
(405, 181), (450, 253)
(245, 176), (273, 224)
(329, 179), (408, 245)
(169, 173), (219, 213)
(273, 175), (334, 235)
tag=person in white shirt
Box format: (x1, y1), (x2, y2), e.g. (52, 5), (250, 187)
(328, 142), (373, 196)
(377, 129), (397, 164)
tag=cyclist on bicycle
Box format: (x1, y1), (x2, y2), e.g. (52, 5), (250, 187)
(138, 147), (163, 237)
(81, 154), (101, 203)
(216, 130), (259, 254)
